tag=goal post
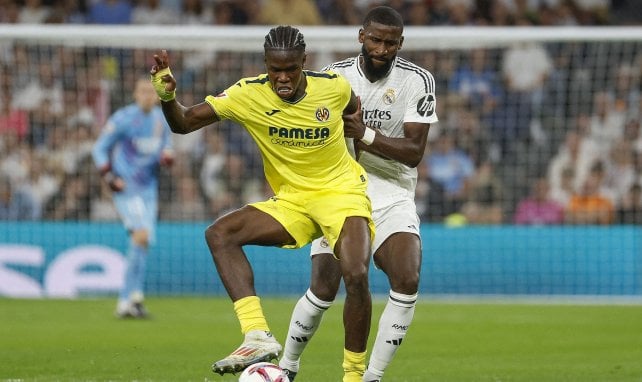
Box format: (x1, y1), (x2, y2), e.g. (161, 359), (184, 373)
(2, 24), (641, 47)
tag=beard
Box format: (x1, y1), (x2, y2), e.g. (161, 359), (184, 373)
(361, 45), (394, 80)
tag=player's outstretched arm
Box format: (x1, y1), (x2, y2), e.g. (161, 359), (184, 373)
(150, 49), (219, 135)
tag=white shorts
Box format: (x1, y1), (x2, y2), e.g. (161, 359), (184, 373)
(310, 197), (420, 256)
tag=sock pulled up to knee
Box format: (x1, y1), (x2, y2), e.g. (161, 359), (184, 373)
(280, 289), (333, 370)
(366, 290), (417, 379)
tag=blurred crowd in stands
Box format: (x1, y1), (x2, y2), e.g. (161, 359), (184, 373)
(1, 0), (641, 26)
(1, 0), (641, 225)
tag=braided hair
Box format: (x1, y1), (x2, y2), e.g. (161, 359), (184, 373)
(264, 25), (306, 52)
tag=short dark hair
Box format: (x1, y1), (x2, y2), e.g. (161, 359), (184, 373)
(264, 25), (306, 52)
(363, 6), (404, 30)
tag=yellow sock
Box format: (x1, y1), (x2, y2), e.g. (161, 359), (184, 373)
(342, 348), (366, 382)
(233, 296), (270, 334)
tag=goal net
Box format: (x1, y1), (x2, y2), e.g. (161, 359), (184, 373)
(0, 25), (640, 298)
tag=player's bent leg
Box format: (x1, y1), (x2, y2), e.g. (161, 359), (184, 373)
(309, 251), (344, 302)
(116, 230), (150, 319)
(365, 233), (421, 380)
(362, 290), (417, 381)
(205, 206), (293, 300)
(280, 255), (341, 380)
(335, 216), (372, 381)
(206, 207), (293, 375)
(129, 229), (150, 318)
(279, 289), (332, 381)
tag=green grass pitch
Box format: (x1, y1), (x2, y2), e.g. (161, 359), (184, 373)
(1, 297), (641, 381)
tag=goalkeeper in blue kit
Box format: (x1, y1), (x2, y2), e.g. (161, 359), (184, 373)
(92, 78), (174, 318)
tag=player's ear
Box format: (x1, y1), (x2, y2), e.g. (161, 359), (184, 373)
(399, 36), (404, 50)
(358, 28), (365, 43)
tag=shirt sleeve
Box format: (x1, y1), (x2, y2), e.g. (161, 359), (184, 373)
(404, 70), (438, 124)
(204, 80), (249, 125)
(157, 108), (173, 151)
(335, 73), (352, 112)
(92, 113), (124, 169)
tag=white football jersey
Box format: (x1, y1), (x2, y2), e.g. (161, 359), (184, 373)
(324, 55), (438, 207)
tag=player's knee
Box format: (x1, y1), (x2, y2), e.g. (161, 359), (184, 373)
(204, 223), (226, 254)
(390, 275), (420, 296)
(310, 275), (340, 301)
(341, 265), (369, 293)
(131, 230), (149, 247)
(310, 255), (342, 300)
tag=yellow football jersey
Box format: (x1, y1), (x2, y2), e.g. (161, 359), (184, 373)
(205, 71), (367, 194)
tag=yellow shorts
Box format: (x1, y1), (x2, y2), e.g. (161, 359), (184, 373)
(251, 188), (374, 251)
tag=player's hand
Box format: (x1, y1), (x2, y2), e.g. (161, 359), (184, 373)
(99, 165), (125, 192)
(150, 49), (176, 101)
(106, 176), (125, 193)
(159, 149), (175, 167)
(103, 173), (125, 192)
(342, 95), (364, 139)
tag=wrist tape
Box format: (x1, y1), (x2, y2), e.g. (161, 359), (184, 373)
(150, 67), (176, 101)
(361, 127), (376, 145)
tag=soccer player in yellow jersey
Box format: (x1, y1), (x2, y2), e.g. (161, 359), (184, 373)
(150, 26), (374, 382)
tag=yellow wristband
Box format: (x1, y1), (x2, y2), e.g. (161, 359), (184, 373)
(150, 67), (176, 101)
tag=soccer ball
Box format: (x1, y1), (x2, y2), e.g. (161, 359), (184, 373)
(238, 362), (290, 382)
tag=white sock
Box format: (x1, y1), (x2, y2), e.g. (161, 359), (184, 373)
(116, 299), (130, 314)
(364, 290), (417, 380)
(279, 289), (332, 371)
(130, 291), (144, 304)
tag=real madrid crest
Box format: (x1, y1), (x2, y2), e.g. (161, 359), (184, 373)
(315, 106), (330, 122)
(382, 89), (396, 105)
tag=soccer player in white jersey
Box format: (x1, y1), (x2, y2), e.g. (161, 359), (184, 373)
(279, 6), (438, 381)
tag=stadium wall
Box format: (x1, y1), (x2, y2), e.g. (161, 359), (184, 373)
(1, 222), (639, 299)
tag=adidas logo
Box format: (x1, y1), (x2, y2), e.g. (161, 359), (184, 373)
(290, 336), (309, 343)
(385, 338), (403, 346)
